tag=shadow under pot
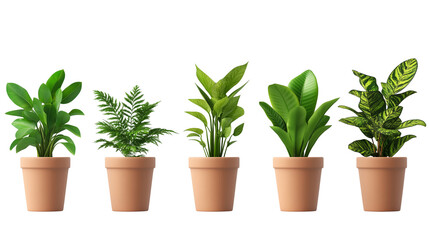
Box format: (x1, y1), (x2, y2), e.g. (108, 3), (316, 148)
(105, 157), (155, 211)
(357, 157), (406, 211)
(273, 157), (323, 211)
(21, 157), (70, 211)
(189, 157), (239, 211)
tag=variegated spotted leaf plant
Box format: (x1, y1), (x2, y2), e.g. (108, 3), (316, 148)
(339, 58), (426, 157)
(186, 63), (247, 157)
(259, 70), (339, 157)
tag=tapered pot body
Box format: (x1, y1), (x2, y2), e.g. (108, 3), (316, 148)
(189, 157), (239, 211)
(357, 157), (406, 211)
(21, 157), (70, 211)
(106, 157), (155, 211)
(274, 157), (323, 211)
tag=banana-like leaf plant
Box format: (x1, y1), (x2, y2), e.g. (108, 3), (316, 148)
(260, 70), (338, 157)
(95, 86), (174, 157)
(186, 63), (247, 157)
(6, 70), (84, 157)
(339, 58), (426, 157)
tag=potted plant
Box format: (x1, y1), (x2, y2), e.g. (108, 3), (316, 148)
(186, 63), (247, 211)
(94, 86), (174, 211)
(259, 70), (338, 211)
(5, 69), (83, 211)
(339, 58), (425, 211)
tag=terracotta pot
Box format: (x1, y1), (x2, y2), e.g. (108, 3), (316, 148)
(273, 157), (323, 211)
(357, 157), (406, 211)
(106, 157), (155, 211)
(21, 157), (70, 211)
(189, 157), (239, 211)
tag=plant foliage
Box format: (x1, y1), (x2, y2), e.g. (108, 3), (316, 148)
(95, 86), (174, 157)
(6, 70), (83, 157)
(260, 70), (338, 157)
(186, 63), (248, 157)
(339, 58), (426, 157)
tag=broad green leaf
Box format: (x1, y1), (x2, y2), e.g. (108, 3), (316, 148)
(23, 111), (39, 123)
(397, 119), (426, 129)
(6, 109), (24, 117)
(61, 142), (76, 155)
(56, 111), (70, 128)
(12, 119), (35, 129)
(377, 128), (401, 137)
(229, 81), (248, 98)
(62, 82), (82, 104)
(223, 96), (240, 117)
(221, 118), (233, 130)
(185, 111), (207, 126)
(69, 109), (84, 116)
(16, 137), (38, 153)
(46, 69), (65, 94)
(358, 91), (386, 117)
(10, 138), (21, 150)
(33, 98), (47, 126)
(196, 65), (215, 97)
(187, 133), (200, 138)
(222, 126), (232, 137)
(387, 135), (416, 157)
(271, 126), (294, 156)
(382, 58), (418, 99)
(268, 84), (299, 121)
(349, 139), (376, 157)
(44, 104), (57, 130)
(352, 70), (378, 91)
(305, 125), (331, 157)
(378, 106), (402, 125)
(259, 101), (287, 131)
(338, 105), (363, 117)
(213, 97), (229, 116)
(16, 128), (35, 139)
(29, 130), (42, 144)
(388, 91), (416, 108)
(63, 124), (81, 137)
(189, 99), (211, 113)
(287, 106), (307, 155)
(360, 126), (374, 138)
(38, 83), (52, 103)
(214, 63), (248, 98)
(383, 118), (402, 129)
(190, 139), (206, 148)
(349, 90), (363, 98)
(233, 123), (244, 136)
(6, 83), (33, 110)
(53, 89), (62, 111)
(185, 128), (204, 135)
(288, 70), (318, 120)
(316, 115), (330, 129)
(196, 85), (213, 110)
(339, 116), (368, 127)
(229, 106), (244, 121)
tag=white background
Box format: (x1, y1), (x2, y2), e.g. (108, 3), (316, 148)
(0, 0), (428, 239)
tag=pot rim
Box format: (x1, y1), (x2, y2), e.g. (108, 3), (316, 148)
(273, 157), (323, 169)
(357, 157), (407, 169)
(105, 157), (155, 169)
(189, 157), (239, 169)
(21, 157), (70, 169)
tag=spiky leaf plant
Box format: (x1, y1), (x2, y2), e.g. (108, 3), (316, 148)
(6, 70), (83, 157)
(339, 58), (426, 157)
(186, 63), (248, 157)
(94, 86), (174, 157)
(259, 70), (339, 157)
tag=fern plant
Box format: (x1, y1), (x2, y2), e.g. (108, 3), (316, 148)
(94, 86), (174, 157)
(339, 58), (426, 157)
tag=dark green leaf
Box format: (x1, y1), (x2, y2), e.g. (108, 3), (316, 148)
(382, 58), (418, 98)
(353, 70), (378, 91)
(5, 109), (24, 117)
(233, 123), (244, 136)
(69, 109), (84, 116)
(358, 91), (386, 117)
(339, 116), (368, 127)
(62, 82), (82, 104)
(6, 83), (33, 110)
(348, 139), (376, 157)
(259, 101), (287, 131)
(38, 83), (52, 103)
(388, 90), (416, 108)
(288, 70), (318, 120)
(46, 69), (65, 94)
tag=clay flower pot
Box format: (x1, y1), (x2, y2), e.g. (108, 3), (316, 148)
(273, 157), (323, 211)
(357, 157), (406, 211)
(21, 157), (70, 211)
(189, 157), (239, 211)
(106, 157), (155, 211)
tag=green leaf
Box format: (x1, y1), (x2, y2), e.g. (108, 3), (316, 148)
(233, 123), (244, 136)
(214, 63), (248, 98)
(268, 84), (299, 121)
(56, 111), (70, 128)
(16, 137), (38, 153)
(229, 81), (248, 98)
(189, 99), (211, 113)
(46, 69), (65, 95)
(187, 133), (200, 138)
(305, 125), (331, 157)
(382, 58), (418, 98)
(377, 128), (401, 137)
(38, 83), (52, 103)
(222, 126), (232, 137)
(230, 106), (244, 121)
(69, 109), (84, 116)
(287, 106), (307, 155)
(388, 91), (416, 108)
(349, 90), (363, 98)
(196, 65), (215, 97)
(271, 126), (294, 156)
(222, 96), (239, 117)
(63, 124), (81, 137)
(259, 101), (287, 131)
(23, 111), (39, 123)
(61, 142), (76, 155)
(16, 128), (35, 139)
(10, 138), (21, 150)
(359, 126), (374, 138)
(53, 89), (62, 112)
(185, 111), (207, 126)
(378, 106), (402, 125)
(348, 139), (376, 157)
(12, 119), (35, 129)
(221, 118), (233, 129)
(352, 70), (378, 91)
(190, 139), (206, 148)
(383, 118), (402, 129)
(185, 128), (204, 135)
(358, 91), (386, 117)
(44, 104), (57, 130)
(387, 135), (416, 157)
(339, 117), (368, 127)
(397, 119), (426, 129)
(196, 84), (213, 110)
(33, 98), (47, 126)
(6, 110), (24, 117)
(62, 82), (82, 104)
(338, 105), (362, 116)
(288, 70), (318, 120)
(213, 97), (229, 116)
(6, 83), (33, 110)
(316, 115), (330, 128)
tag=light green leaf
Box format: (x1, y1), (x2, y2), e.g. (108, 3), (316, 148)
(388, 91), (416, 108)
(5, 109), (24, 117)
(387, 135), (416, 157)
(288, 70), (318, 120)
(62, 82), (82, 104)
(196, 65), (215, 97)
(38, 83), (52, 103)
(6, 83), (33, 110)
(287, 106), (307, 155)
(271, 126), (294, 156)
(69, 109), (84, 116)
(189, 99), (211, 113)
(214, 62), (248, 98)
(33, 98), (47, 126)
(46, 69), (65, 95)
(185, 128), (204, 135)
(12, 119), (35, 130)
(397, 119), (426, 129)
(268, 84), (299, 121)
(63, 124), (81, 137)
(61, 142), (76, 155)
(56, 111), (70, 128)
(352, 70), (378, 91)
(233, 123), (244, 136)
(16, 137), (38, 153)
(382, 58), (418, 98)
(213, 97), (229, 116)
(358, 91), (386, 117)
(348, 139), (376, 157)
(185, 111), (207, 126)
(305, 125), (331, 157)
(339, 116), (368, 127)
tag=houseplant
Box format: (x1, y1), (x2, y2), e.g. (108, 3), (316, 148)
(339, 58), (425, 211)
(6, 69), (83, 211)
(186, 63), (247, 211)
(260, 70), (338, 211)
(95, 85), (174, 211)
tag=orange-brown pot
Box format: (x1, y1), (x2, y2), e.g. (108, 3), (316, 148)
(274, 157), (323, 211)
(189, 157), (239, 211)
(21, 157), (70, 211)
(106, 157), (155, 211)
(357, 157), (406, 211)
